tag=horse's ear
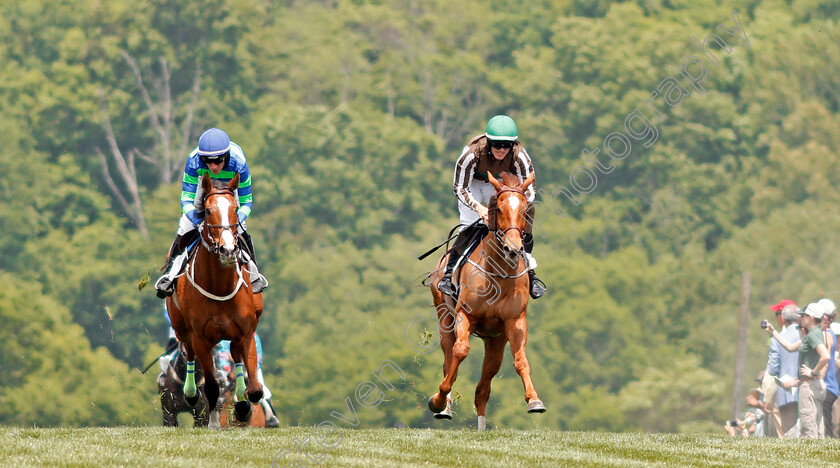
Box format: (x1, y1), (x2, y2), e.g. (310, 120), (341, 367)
(487, 172), (503, 191)
(228, 173), (240, 191)
(520, 172), (535, 191)
(201, 172), (213, 193)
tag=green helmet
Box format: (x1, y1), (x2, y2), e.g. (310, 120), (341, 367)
(485, 115), (518, 141)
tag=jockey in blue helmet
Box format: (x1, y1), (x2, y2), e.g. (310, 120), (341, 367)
(437, 115), (546, 299)
(154, 127), (267, 297)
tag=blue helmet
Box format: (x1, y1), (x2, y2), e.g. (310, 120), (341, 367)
(198, 128), (231, 156)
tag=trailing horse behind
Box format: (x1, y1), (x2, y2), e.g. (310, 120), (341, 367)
(158, 342), (211, 427)
(165, 173), (264, 429)
(426, 171), (546, 429)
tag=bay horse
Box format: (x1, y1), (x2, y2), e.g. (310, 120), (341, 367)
(427, 171), (546, 429)
(158, 342), (211, 427)
(165, 172), (264, 429)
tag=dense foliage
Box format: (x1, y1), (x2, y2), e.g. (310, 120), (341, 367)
(2, 0), (838, 430)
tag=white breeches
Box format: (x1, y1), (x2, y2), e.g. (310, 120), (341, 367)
(458, 179), (496, 226)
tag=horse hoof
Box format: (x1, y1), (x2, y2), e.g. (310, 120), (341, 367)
(247, 389), (264, 404)
(429, 394), (453, 419)
(185, 394), (200, 408)
(527, 399), (546, 413)
(428, 395), (444, 413)
(235, 401), (253, 422)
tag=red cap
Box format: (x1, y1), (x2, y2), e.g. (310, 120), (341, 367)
(770, 299), (796, 311)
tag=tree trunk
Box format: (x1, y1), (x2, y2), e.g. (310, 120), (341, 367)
(731, 271), (751, 419)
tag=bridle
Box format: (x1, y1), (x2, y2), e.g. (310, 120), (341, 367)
(491, 188), (528, 244)
(200, 188), (241, 256)
(183, 186), (249, 301)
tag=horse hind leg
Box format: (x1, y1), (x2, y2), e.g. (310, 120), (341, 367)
(475, 335), (507, 430)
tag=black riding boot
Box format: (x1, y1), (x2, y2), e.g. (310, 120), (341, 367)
(155, 234), (184, 299)
(437, 226), (479, 297)
(164, 337), (178, 354)
(523, 233), (546, 299)
(241, 231), (267, 293)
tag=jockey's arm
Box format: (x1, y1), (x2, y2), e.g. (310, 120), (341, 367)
(514, 147), (536, 203)
(235, 164), (253, 225)
(180, 158), (203, 225)
(452, 146), (489, 222)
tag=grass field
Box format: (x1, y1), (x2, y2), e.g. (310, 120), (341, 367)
(4, 426), (840, 467)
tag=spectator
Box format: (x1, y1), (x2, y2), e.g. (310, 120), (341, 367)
(765, 302), (830, 439)
(832, 321), (840, 437)
(819, 298), (838, 438)
(763, 302), (801, 437)
(772, 299), (794, 330)
(724, 388), (764, 437)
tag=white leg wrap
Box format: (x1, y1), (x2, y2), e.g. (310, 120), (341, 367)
(208, 410), (220, 430)
(256, 368), (272, 400)
(158, 354), (172, 374)
(170, 250), (189, 276)
(477, 415), (486, 430)
(260, 399), (275, 418)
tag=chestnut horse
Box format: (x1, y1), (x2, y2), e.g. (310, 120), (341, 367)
(165, 173), (264, 429)
(427, 172), (546, 429)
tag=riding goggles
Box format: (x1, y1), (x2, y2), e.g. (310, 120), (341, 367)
(488, 140), (514, 149)
(201, 152), (228, 165)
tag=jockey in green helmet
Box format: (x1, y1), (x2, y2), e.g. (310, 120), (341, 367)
(438, 115), (546, 299)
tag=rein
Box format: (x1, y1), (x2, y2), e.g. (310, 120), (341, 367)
(477, 186), (529, 279)
(185, 187), (248, 301)
(465, 256), (529, 279)
(185, 243), (248, 301)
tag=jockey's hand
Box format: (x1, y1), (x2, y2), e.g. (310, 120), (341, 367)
(476, 205), (490, 224)
(186, 209), (203, 227)
(237, 211), (247, 225)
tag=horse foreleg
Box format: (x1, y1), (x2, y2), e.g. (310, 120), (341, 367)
(231, 336), (263, 404)
(436, 299), (458, 378)
(475, 335), (507, 430)
(430, 309), (472, 415)
(193, 339), (220, 413)
(505, 315), (546, 414)
(243, 335), (264, 404)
